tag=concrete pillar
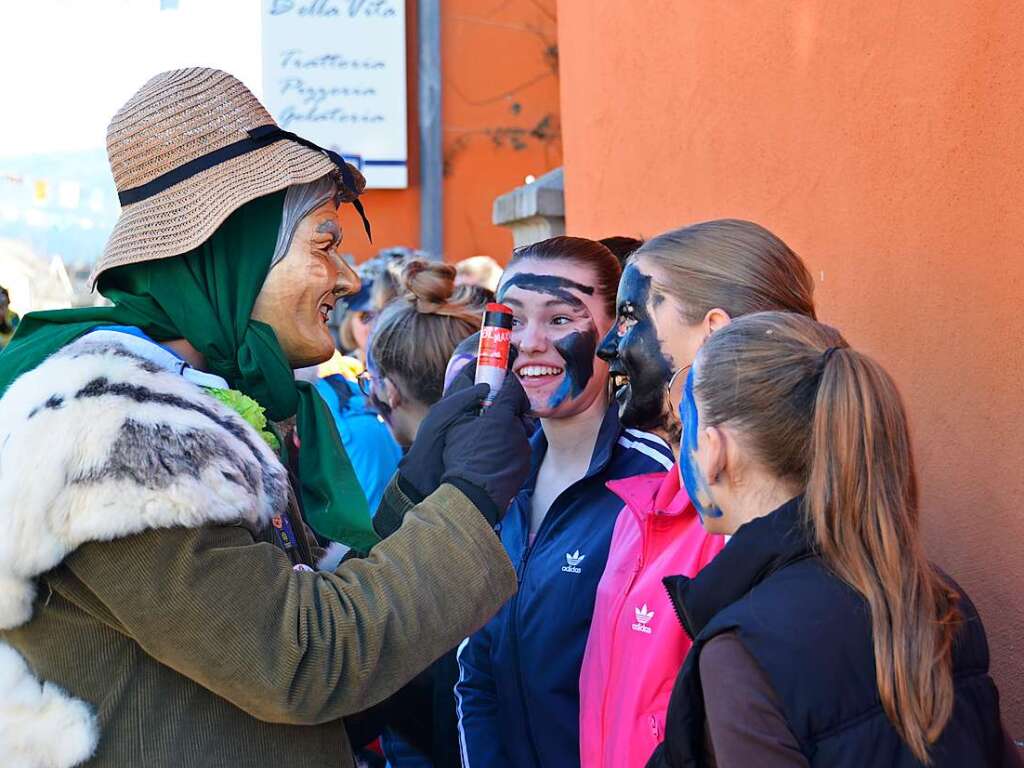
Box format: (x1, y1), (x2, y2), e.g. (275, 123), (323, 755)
(492, 167), (564, 248)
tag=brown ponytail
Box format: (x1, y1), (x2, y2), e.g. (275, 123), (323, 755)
(370, 259), (483, 406)
(806, 343), (960, 763)
(695, 312), (960, 763)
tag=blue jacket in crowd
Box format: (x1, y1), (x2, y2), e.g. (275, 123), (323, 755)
(455, 405), (674, 767)
(315, 373), (402, 515)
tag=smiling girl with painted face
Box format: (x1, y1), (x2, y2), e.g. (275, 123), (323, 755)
(581, 220), (818, 768)
(456, 237), (675, 768)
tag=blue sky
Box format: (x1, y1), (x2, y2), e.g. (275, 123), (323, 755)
(0, 0), (261, 263)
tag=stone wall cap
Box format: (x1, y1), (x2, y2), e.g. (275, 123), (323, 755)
(492, 166), (564, 225)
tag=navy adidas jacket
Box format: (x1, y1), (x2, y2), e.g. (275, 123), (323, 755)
(455, 405), (674, 767)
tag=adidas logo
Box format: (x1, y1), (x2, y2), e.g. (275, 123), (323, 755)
(631, 603), (655, 634)
(561, 550), (585, 574)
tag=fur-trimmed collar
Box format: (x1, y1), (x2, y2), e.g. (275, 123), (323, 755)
(0, 336), (288, 767)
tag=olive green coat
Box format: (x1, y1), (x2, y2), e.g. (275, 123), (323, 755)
(2, 480), (515, 767)
(0, 337), (515, 768)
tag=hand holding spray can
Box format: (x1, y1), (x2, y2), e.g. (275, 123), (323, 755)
(475, 303), (514, 408)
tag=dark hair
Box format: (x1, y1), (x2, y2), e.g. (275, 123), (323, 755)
(635, 219), (816, 323)
(370, 260), (483, 406)
(599, 236), (644, 269)
(695, 311), (960, 764)
(506, 235), (622, 318)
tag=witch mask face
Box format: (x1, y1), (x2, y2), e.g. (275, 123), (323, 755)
(251, 201), (359, 368)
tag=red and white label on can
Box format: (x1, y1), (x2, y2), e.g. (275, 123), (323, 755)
(478, 325), (512, 370)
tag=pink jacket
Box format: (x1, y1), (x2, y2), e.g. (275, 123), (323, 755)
(579, 466), (726, 768)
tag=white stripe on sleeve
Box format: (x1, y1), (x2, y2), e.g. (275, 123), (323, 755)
(617, 436), (675, 470)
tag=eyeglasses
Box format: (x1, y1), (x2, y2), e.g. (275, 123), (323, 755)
(667, 364), (692, 393)
(357, 370), (376, 398)
(666, 364), (692, 410)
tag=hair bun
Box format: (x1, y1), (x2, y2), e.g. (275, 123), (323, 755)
(401, 259), (458, 314)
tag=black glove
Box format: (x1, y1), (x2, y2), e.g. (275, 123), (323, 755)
(440, 374), (532, 525)
(397, 382), (489, 502)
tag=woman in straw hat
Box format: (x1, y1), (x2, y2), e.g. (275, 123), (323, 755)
(0, 68), (531, 768)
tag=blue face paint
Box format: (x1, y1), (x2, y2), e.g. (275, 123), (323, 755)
(678, 364), (722, 520)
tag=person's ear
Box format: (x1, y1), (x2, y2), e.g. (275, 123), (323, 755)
(383, 378), (403, 410)
(702, 425), (728, 487)
(703, 307), (732, 338)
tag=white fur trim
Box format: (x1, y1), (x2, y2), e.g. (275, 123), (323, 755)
(0, 338), (287, 631)
(0, 338), (290, 761)
(0, 643), (98, 768)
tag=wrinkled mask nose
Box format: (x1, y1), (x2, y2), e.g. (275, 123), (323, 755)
(332, 254), (361, 299)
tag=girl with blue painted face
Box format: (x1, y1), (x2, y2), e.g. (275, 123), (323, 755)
(455, 237), (676, 768)
(583, 220), (819, 768)
(649, 312), (1016, 768)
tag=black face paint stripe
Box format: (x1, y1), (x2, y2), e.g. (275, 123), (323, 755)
(498, 273), (595, 308)
(551, 329), (598, 406)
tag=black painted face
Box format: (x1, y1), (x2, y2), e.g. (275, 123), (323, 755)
(597, 262), (675, 432)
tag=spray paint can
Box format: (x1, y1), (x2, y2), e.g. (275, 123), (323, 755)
(475, 303), (514, 408)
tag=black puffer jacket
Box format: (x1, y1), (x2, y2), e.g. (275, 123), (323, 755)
(648, 497), (1014, 768)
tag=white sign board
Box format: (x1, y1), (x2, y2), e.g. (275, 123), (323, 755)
(261, 0), (408, 189)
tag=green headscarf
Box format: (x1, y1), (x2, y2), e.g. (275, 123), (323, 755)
(0, 190), (378, 551)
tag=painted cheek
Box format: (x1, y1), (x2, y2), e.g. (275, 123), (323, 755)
(548, 328), (598, 409)
(678, 369), (721, 520)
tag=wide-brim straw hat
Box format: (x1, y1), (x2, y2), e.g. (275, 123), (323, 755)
(90, 67), (366, 288)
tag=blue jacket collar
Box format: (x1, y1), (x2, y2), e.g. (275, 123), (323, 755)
(522, 403), (623, 492)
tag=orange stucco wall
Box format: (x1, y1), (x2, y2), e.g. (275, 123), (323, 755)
(558, 0), (1024, 736)
(344, 0), (561, 263)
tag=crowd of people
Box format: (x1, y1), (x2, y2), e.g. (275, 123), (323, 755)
(0, 67), (1019, 768)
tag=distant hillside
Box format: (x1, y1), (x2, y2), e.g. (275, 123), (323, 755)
(0, 149), (119, 266)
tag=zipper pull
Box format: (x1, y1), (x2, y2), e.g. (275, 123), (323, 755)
(516, 549), (529, 585)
